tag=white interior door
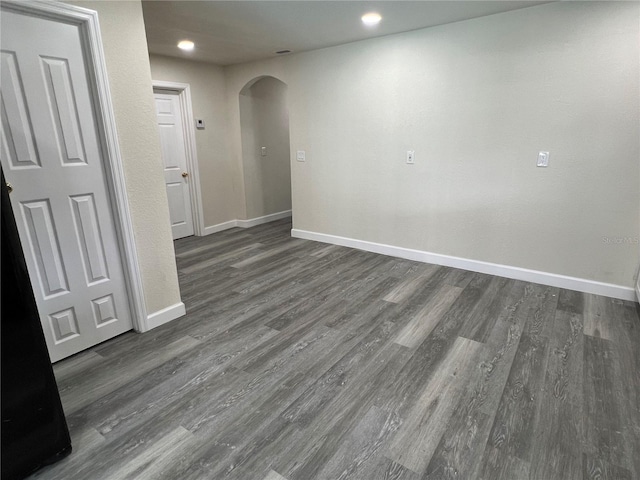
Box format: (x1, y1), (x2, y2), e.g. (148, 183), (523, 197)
(0, 9), (133, 362)
(154, 91), (194, 240)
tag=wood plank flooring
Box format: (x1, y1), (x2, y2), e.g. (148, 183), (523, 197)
(30, 218), (640, 480)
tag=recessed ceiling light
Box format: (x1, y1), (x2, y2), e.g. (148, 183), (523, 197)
(361, 12), (382, 27)
(178, 40), (195, 51)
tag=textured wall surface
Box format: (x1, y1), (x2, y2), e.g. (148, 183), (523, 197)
(149, 55), (239, 226)
(239, 77), (292, 219)
(66, 1), (181, 314)
(224, 2), (640, 288)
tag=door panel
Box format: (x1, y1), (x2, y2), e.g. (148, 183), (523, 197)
(0, 10), (133, 362)
(70, 193), (110, 284)
(154, 91), (194, 240)
(40, 56), (87, 164)
(21, 199), (69, 297)
(1, 51), (40, 168)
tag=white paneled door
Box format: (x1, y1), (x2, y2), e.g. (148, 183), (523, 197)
(154, 91), (194, 240)
(0, 10), (133, 362)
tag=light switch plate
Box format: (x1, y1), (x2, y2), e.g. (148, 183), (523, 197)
(537, 151), (549, 167)
(406, 150), (415, 164)
(261, 146), (267, 156)
(296, 150), (306, 162)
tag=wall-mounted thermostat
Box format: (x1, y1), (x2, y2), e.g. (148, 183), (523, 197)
(196, 119), (205, 129)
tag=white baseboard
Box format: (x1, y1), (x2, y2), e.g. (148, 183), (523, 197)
(201, 210), (292, 236)
(291, 229), (636, 302)
(146, 302), (186, 330)
(237, 210), (292, 228)
(203, 220), (238, 236)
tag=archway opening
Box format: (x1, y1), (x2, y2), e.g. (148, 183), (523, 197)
(239, 76), (291, 222)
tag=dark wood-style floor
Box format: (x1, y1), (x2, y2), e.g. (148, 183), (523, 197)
(32, 218), (639, 480)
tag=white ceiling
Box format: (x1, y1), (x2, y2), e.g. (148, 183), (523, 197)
(142, 1), (550, 66)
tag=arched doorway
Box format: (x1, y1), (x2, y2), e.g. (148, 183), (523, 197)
(239, 76), (291, 221)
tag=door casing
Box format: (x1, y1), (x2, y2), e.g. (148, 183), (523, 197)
(3, 0), (149, 331)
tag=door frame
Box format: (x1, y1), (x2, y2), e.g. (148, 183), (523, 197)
(2, 1), (149, 331)
(152, 81), (204, 237)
